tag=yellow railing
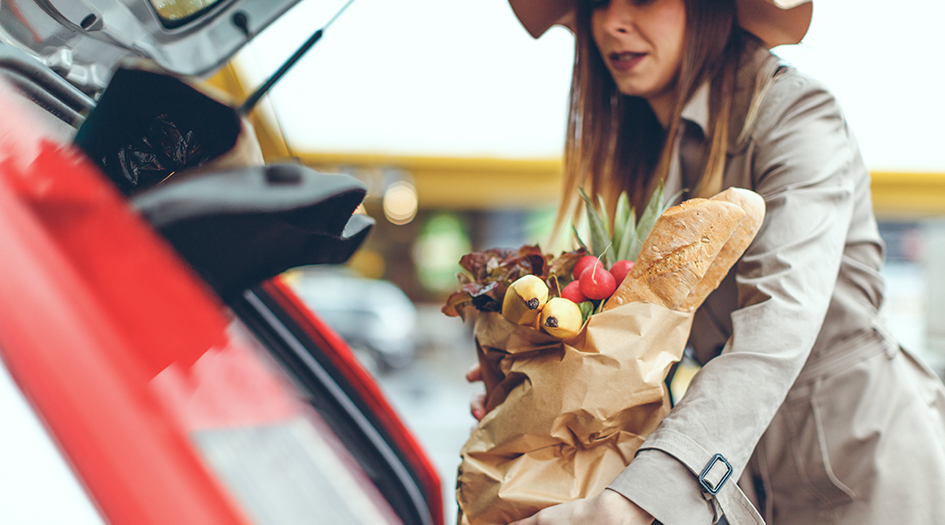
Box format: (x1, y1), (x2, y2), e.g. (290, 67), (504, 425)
(297, 153), (562, 210)
(207, 64), (945, 217)
(870, 171), (945, 219)
(297, 152), (945, 218)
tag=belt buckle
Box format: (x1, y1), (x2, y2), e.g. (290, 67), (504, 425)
(698, 453), (733, 495)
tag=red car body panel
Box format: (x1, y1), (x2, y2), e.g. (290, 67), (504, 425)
(0, 82), (255, 525)
(0, 81), (441, 525)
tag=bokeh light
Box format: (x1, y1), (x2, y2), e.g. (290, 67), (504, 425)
(383, 181), (418, 225)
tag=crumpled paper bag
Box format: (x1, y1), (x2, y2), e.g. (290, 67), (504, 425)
(457, 301), (693, 525)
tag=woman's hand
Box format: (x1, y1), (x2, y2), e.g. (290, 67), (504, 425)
(467, 363), (486, 421)
(509, 490), (655, 525)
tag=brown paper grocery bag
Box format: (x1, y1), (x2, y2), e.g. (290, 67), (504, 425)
(456, 301), (693, 525)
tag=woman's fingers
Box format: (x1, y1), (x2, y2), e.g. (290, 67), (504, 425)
(466, 363), (482, 382)
(467, 364), (485, 421)
(470, 392), (486, 421)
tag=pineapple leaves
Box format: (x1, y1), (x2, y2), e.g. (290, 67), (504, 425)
(613, 193), (636, 262)
(579, 187), (613, 268)
(571, 224), (589, 253)
(573, 183), (677, 266)
(624, 183), (680, 262)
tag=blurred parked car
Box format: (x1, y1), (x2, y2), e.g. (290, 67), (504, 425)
(289, 268), (419, 372)
(0, 1), (442, 524)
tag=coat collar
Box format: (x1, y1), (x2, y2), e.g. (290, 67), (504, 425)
(681, 83), (711, 138)
(677, 38), (782, 152)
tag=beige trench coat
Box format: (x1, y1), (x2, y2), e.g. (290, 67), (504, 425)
(607, 38), (945, 525)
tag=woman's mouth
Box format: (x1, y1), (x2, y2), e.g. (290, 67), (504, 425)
(609, 51), (645, 72)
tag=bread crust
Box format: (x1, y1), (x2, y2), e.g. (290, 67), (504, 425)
(604, 198), (746, 311)
(679, 187), (766, 311)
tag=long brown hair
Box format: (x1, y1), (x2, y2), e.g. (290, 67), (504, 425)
(553, 0), (745, 238)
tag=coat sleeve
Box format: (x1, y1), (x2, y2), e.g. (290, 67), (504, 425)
(607, 72), (860, 524)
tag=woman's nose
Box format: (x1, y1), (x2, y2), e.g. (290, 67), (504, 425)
(599, 2), (633, 35)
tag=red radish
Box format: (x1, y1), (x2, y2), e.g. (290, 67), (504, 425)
(572, 255), (604, 280)
(579, 265), (617, 300)
(610, 260), (634, 286)
(560, 280), (587, 304)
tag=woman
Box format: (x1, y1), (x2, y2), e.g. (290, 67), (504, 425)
(470, 0), (945, 523)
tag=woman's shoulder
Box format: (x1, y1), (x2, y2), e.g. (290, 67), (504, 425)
(731, 38), (847, 150)
(767, 63), (838, 109)
(749, 61), (847, 141)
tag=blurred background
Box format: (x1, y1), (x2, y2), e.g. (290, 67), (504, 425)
(205, 0), (945, 521)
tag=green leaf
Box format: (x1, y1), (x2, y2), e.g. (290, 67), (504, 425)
(616, 211), (637, 262)
(625, 237), (644, 262)
(629, 184), (665, 260)
(637, 185), (663, 233)
(571, 224), (588, 252)
(617, 192), (633, 226)
(578, 301), (595, 324)
(612, 193), (631, 261)
(622, 182), (681, 261)
(614, 192), (641, 262)
(596, 194), (611, 238)
(662, 188), (683, 216)
(579, 187), (612, 267)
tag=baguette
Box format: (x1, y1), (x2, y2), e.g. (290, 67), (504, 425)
(680, 187), (766, 311)
(603, 198), (745, 311)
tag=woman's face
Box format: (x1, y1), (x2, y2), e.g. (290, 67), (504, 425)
(590, 0), (686, 110)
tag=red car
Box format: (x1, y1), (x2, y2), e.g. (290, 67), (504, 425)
(0, 1), (443, 524)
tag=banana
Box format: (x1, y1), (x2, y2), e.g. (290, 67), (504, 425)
(539, 297), (583, 339)
(502, 275), (550, 326)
